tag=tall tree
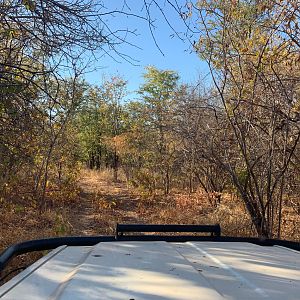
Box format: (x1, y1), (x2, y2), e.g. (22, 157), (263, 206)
(138, 66), (179, 194)
(101, 76), (128, 181)
(0, 1), (136, 207)
(77, 76), (128, 181)
(192, 0), (300, 237)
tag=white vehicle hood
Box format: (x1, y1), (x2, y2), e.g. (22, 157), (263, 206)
(0, 241), (299, 299)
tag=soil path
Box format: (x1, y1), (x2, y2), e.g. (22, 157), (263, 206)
(70, 171), (140, 235)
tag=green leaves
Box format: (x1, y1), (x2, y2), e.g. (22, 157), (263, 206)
(135, 66), (179, 194)
(139, 66), (179, 103)
(76, 77), (128, 170)
(21, 0), (36, 12)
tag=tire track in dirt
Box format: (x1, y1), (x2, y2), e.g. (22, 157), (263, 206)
(70, 171), (140, 235)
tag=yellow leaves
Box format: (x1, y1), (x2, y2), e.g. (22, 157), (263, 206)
(4, 29), (17, 39)
(258, 34), (268, 45)
(103, 133), (131, 156)
(95, 198), (117, 210)
(240, 47), (249, 53)
(225, 102), (235, 118)
(292, 98), (300, 113)
(257, 1), (273, 13)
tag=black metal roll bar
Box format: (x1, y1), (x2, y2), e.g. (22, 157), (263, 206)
(0, 236), (114, 273)
(1, 224), (299, 276)
(116, 223), (221, 237)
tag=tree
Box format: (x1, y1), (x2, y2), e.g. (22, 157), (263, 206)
(0, 1), (137, 207)
(101, 76), (128, 181)
(17, 76), (84, 210)
(174, 84), (228, 200)
(190, 0), (300, 237)
(138, 66), (179, 194)
(77, 76), (128, 181)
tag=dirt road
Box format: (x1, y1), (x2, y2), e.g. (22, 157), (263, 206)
(70, 170), (141, 235)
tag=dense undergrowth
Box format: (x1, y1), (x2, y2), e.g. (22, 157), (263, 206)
(1, 168), (299, 284)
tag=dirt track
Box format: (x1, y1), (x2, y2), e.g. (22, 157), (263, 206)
(70, 170), (140, 235)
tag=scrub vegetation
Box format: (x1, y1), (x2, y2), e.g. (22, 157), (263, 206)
(1, 0), (300, 273)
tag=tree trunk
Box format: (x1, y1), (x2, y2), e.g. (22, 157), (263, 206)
(113, 148), (118, 182)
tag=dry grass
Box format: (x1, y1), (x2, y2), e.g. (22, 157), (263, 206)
(1, 168), (299, 283)
(0, 178), (80, 283)
(87, 170), (299, 240)
(0, 203), (75, 283)
(91, 187), (256, 237)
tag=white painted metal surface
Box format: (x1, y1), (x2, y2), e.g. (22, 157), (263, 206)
(0, 241), (299, 299)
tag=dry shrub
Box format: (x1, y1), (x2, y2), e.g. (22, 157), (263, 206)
(0, 205), (73, 252)
(280, 206), (300, 241)
(174, 189), (212, 211)
(94, 168), (114, 183)
(78, 169), (107, 192)
(1, 170), (299, 284)
(89, 185), (257, 238)
(93, 197), (117, 211)
(206, 203), (255, 236)
(138, 190), (255, 236)
(81, 168), (127, 185)
(45, 184), (81, 208)
(0, 203), (74, 284)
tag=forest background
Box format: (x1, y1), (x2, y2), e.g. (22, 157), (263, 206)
(1, 0), (300, 267)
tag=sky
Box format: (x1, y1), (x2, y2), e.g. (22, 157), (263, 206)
(83, 1), (210, 100)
